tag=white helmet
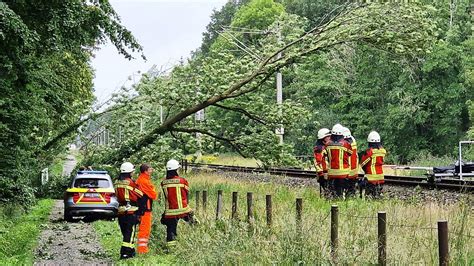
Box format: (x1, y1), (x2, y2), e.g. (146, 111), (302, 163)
(331, 123), (344, 135)
(120, 162), (135, 173)
(166, 159), (181, 171)
(342, 127), (352, 139)
(317, 128), (331, 140)
(367, 131), (381, 143)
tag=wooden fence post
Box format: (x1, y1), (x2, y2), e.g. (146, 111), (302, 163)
(296, 198), (303, 232)
(216, 190), (223, 220)
(331, 205), (339, 261)
(232, 192), (238, 220)
(378, 211), (387, 266)
(438, 220), (449, 266)
(202, 190), (207, 211)
(266, 195), (272, 227)
(247, 192), (253, 223)
(195, 191), (200, 212)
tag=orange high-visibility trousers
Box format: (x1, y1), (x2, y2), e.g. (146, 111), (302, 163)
(137, 211), (152, 253)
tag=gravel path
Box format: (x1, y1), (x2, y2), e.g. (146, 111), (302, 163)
(62, 153), (77, 177)
(35, 151), (111, 265)
(34, 200), (110, 266)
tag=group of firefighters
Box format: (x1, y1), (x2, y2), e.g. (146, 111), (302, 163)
(313, 123), (387, 198)
(113, 159), (195, 260)
(110, 124), (386, 259)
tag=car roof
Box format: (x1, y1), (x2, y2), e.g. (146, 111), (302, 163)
(75, 172), (111, 180)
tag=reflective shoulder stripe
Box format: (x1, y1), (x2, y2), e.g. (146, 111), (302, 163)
(372, 148), (387, 156)
(162, 179), (181, 185)
(115, 184), (143, 196)
(162, 183), (185, 189)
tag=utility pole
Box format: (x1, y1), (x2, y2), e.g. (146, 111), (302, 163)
(275, 26), (284, 144)
(195, 106), (204, 160)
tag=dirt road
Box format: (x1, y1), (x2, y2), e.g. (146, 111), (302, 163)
(34, 200), (111, 265)
(35, 151), (111, 265)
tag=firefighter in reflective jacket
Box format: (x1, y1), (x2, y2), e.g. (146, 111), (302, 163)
(136, 163), (158, 254)
(325, 124), (352, 197)
(360, 131), (387, 198)
(114, 162), (146, 260)
(342, 127), (358, 197)
(313, 128), (331, 195)
(160, 159), (194, 247)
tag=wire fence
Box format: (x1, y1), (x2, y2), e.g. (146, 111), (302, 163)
(189, 188), (471, 264)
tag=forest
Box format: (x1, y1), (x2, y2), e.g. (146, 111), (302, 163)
(1, 0), (473, 206)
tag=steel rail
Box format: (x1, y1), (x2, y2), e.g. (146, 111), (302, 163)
(188, 163), (474, 192)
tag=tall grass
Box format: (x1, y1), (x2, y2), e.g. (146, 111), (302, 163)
(95, 172), (473, 264)
(0, 199), (54, 264)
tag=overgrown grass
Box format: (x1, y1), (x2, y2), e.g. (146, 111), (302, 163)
(94, 172), (473, 264)
(188, 153), (260, 167)
(0, 199), (54, 264)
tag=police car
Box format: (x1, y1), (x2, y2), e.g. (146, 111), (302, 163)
(63, 170), (118, 221)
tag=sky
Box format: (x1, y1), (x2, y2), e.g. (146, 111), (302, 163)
(92, 0), (226, 104)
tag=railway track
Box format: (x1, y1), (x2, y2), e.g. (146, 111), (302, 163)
(188, 163), (474, 192)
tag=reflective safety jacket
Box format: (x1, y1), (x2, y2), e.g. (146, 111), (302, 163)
(136, 172), (158, 212)
(114, 177), (145, 214)
(313, 144), (328, 178)
(325, 139), (352, 179)
(360, 147), (387, 184)
(348, 138), (359, 179)
(161, 176), (192, 218)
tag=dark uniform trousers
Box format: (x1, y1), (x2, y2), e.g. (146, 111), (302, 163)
(118, 214), (140, 258)
(161, 213), (195, 242)
(345, 178), (357, 197)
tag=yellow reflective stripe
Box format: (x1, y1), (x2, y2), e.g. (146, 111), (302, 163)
(328, 169), (350, 175)
(372, 148), (387, 156)
(67, 188), (115, 193)
(162, 183), (185, 189)
(176, 187), (183, 209)
(131, 224), (137, 243)
(361, 157), (371, 167)
(339, 148), (343, 168)
(167, 240), (177, 247)
(349, 167), (359, 177)
(125, 189), (130, 201)
(370, 158), (376, 174)
(115, 185), (143, 196)
(122, 242), (134, 248)
(165, 206), (191, 215)
(162, 179), (181, 184)
(367, 174), (384, 181)
(118, 206), (139, 213)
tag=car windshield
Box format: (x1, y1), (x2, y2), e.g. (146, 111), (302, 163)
(74, 178), (109, 188)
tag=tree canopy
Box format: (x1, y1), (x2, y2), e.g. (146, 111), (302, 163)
(0, 0), (143, 205)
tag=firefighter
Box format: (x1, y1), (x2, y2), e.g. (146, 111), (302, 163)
(360, 131), (387, 198)
(114, 162), (146, 260)
(343, 127), (358, 197)
(136, 163), (158, 254)
(325, 124), (352, 198)
(313, 128), (331, 196)
(160, 159), (195, 248)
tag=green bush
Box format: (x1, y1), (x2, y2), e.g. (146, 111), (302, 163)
(0, 199), (53, 264)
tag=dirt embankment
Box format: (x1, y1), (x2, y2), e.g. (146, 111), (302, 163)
(34, 200), (111, 265)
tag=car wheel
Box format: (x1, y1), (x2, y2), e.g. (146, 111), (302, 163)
(64, 211), (74, 222)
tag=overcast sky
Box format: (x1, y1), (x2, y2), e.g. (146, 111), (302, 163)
(92, 0), (226, 104)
